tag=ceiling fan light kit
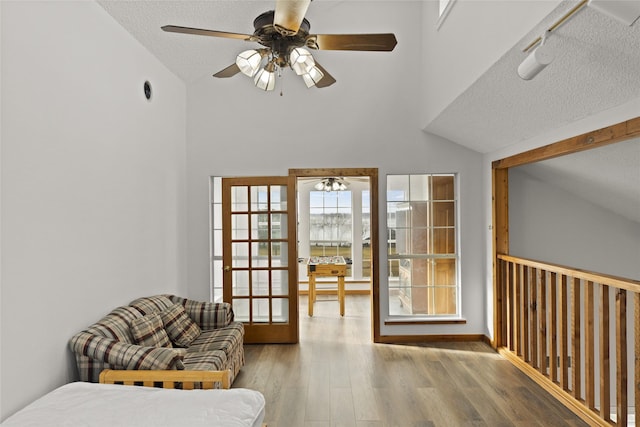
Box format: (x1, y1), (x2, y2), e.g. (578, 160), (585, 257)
(236, 49), (265, 77)
(290, 48), (315, 75)
(162, 0), (397, 92)
(254, 61), (277, 91)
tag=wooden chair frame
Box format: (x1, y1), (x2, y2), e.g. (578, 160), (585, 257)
(99, 369), (231, 390)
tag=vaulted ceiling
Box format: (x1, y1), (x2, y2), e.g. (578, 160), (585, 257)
(98, 1), (640, 154)
(97, 0), (639, 223)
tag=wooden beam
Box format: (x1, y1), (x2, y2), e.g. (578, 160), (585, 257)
(492, 117), (640, 169)
(492, 168), (509, 348)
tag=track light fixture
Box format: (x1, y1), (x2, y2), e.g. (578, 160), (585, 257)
(518, 0), (587, 81)
(518, 30), (554, 81)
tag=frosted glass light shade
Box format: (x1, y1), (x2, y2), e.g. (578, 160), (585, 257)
(302, 65), (324, 88)
(236, 50), (263, 77)
(254, 63), (276, 91)
(290, 48), (316, 76)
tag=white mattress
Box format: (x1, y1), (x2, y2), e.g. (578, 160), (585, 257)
(1, 382), (265, 427)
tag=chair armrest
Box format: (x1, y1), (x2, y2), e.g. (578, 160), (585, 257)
(70, 332), (183, 370)
(167, 295), (234, 330)
(99, 369), (231, 389)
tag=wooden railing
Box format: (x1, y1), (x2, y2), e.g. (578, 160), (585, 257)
(496, 254), (640, 426)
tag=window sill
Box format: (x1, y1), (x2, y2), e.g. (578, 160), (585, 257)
(384, 317), (467, 325)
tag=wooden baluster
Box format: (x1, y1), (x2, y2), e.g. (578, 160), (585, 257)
(571, 277), (581, 400)
(530, 267), (538, 369)
(501, 259), (509, 348)
(523, 265), (530, 362)
(549, 272), (558, 384)
(633, 292), (640, 424)
(559, 275), (569, 391)
(600, 284), (610, 422)
(507, 261), (514, 351)
(584, 281), (595, 411)
(538, 269), (547, 376)
(636, 292), (640, 426)
(514, 262), (520, 356)
(615, 289), (627, 426)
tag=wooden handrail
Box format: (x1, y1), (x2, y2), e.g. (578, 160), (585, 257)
(497, 254), (640, 293)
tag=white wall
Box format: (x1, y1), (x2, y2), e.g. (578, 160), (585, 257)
(509, 168), (640, 280)
(0, 1), (187, 420)
(420, 0), (560, 128)
(185, 2), (486, 336)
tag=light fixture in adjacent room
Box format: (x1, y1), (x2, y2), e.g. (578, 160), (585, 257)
(314, 177), (348, 192)
(518, 30), (554, 80)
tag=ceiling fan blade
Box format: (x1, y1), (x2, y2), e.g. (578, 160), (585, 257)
(273, 0), (311, 35)
(213, 63), (241, 78)
(308, 33), (397, 51)
(314, 62), (336, 88)
(162, 25), (252, 41)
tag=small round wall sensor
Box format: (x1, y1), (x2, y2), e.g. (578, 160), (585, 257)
(143, 81), (152, 100)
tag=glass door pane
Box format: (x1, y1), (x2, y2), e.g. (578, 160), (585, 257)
(223, 176), (298, 343)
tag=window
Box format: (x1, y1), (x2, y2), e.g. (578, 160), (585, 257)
(361, 190), (371, 278)
(309, 191), (352, 267)
(387, 174), (459, 317)
(210, 177), (223, 302)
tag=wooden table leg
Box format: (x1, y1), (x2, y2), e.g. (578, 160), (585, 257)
(338, 275), (345, 317)
(308, 274), (315, 317)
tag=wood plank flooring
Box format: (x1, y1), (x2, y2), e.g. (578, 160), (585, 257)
(233, 295), (588, 427)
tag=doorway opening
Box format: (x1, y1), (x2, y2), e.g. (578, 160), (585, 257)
(290, 168), (379, 342)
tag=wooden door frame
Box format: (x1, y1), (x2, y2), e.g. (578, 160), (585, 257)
(491, 116), (640, 348)
(289, 168), (381, 343)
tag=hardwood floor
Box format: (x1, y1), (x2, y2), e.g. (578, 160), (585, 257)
(233, 295), (588, 427)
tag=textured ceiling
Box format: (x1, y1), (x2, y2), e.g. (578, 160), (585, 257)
(425, 1), (640, 153)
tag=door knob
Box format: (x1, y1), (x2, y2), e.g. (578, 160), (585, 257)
(223, 266), (231, 272)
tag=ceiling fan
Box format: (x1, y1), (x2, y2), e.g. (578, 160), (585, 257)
(161, 0), (397, 91)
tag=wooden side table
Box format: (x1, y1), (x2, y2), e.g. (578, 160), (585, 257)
(306, 258), (347, 317)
